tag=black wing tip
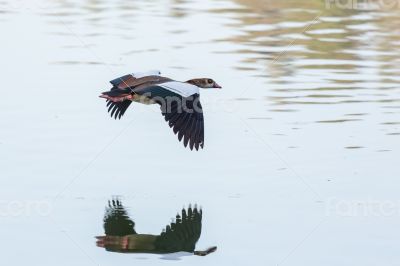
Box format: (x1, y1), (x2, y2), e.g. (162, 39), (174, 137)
(159, 94), (204, 151)
(190, 141), (204, 151)
(105, 100), (131, 120)
(107, 197), (123, 208)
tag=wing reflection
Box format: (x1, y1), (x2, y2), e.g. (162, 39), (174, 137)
(96, 198), (216, 256)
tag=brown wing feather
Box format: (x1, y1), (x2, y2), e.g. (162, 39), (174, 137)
(120, 76), (173, 90)
(116, 75), (137, 89)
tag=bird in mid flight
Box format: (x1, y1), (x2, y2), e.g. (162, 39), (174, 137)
(95, 199), (217, 256)
(99, 70), (221, 151)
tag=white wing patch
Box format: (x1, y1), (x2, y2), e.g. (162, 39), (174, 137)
(159, 81), (199, 97)
(131, 70), (161, 78)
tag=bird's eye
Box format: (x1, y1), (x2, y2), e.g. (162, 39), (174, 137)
(207, 79), (213, 84)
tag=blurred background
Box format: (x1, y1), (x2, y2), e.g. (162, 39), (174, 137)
(0, 0), (399, 265)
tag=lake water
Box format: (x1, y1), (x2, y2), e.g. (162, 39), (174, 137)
(0, 0), (399, 265)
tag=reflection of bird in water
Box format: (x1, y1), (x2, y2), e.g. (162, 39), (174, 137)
(96, 199), (217, 256)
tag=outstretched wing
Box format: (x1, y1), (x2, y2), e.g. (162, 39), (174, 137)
(102, 77), (205, 150)
(161, 94), (204, 151)
(154, 206), (202, 253)
(106, 100), (132, 120)
(103, 199), (136, 236)
(134, 83), (204, 150)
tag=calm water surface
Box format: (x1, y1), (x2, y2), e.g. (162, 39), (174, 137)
(0, 0), (399, 265)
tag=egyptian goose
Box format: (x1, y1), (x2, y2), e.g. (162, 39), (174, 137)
(96, 199), (217, 256)
(99, 71), (221, 150)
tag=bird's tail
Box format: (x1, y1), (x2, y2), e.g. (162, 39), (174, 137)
(99, 86), (135, 104)
(100, 87), (131, 97)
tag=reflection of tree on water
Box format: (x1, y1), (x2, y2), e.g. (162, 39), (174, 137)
(221, 0), (400, 106)
(96, 199), (217, 256)
(231, 0), (400, 64)
(221, 0), (364, 76)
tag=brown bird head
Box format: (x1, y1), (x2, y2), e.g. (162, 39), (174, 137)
(186, 78), (222, 89)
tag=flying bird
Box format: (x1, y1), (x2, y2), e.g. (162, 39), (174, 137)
(99, 70), (221, 150)
(96, 199), (217, 256)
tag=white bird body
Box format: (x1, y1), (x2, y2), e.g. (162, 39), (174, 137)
(159, 81), (200, 97)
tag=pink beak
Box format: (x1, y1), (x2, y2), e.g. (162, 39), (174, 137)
(214, 83), (222, 89)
